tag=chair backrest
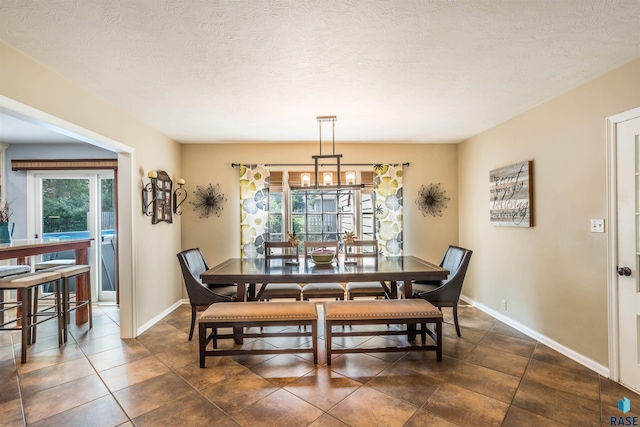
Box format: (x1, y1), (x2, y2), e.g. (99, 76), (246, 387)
(264, 241), (298, 260)
(177, 248), (231, 305)
(427, 245), (473, 304)
(304, 240), (339, 258)
(344, 240), (378, 258)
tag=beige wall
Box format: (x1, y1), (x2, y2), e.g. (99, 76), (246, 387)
(0, 41), (184, 332)
(458, 58), (640, 366)
(180, 143), (458, 272)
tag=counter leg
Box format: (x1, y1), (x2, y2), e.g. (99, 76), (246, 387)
(75, 247), (89, 325)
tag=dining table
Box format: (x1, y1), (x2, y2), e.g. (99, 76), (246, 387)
(0, 238), (93, 325)
(201, 255), (449, 343)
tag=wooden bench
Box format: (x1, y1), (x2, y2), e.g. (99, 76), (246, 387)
(198, 301), (318, 367)
(323, 299), (443, 365)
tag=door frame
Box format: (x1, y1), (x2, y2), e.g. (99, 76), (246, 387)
(0, 95), (137, 339)
(606, 106), (640, 381)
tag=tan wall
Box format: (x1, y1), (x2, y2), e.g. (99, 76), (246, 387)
(0, 41), (183, 331)
(458, 58), (640, 366)
(180, 142), (459, 276)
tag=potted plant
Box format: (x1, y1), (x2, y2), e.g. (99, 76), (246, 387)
(0, 200), (14, 244)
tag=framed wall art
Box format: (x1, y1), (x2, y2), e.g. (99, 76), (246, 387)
(142, 170), (173, 224)
(489, 160), (533, 227)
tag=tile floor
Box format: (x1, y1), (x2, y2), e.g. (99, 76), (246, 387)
(1, 302), (639, 426)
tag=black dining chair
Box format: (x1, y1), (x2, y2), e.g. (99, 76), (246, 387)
(177, 248), (237, 340)
(411, 245), (472, 337)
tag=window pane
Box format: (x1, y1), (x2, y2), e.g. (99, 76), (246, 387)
(322, 193), (337, 213)
(338, 192), (353, 212)
(42, 178), (90, 233)
(269, 193), (282, 212)
(307, 193), (322, 212)
(292, 193), (306, 213)
(307, 215), (322, 233)
(323, 214), (338, 233)
(269, 214), (282, 238)
(292, 215), (305, 235)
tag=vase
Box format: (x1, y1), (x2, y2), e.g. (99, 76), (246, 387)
(0, 222), (14, 244)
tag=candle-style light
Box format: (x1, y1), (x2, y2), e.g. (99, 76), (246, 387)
(301, 173), (311, 187)
(142, 170), (157, 215)
(323, 172), (333, 186)
(346, 171), (356, 185)
(173, 178), (187, 215)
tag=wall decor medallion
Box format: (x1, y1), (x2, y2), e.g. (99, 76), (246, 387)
(489, 160), (533, 227)
(190, 183), (227, 218)
(415, 183), (450, 217)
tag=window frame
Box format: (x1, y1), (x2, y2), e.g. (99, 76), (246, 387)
(267, 170), (375, 249)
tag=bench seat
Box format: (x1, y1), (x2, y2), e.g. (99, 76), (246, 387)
(198, 301), (318, 367)
(323, 299), (443, 365)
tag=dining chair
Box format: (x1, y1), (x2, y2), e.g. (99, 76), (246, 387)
(256, 241), (303, 301)
(177, 248), (237, 340)
(301, 240), (345, 300)
(411, 245), (472, 337)
(344, 239), (390, 299)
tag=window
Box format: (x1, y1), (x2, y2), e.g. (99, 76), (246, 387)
(267, 171), (375, 249)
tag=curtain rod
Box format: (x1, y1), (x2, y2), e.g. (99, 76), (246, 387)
(231, 162), (410, 167)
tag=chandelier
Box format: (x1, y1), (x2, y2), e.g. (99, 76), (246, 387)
(292, 116), (364, 191)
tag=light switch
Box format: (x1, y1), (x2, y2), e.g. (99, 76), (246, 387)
(590, 219), (605, 233)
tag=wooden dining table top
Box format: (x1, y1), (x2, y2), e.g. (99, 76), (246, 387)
(201, 255), (449, 300)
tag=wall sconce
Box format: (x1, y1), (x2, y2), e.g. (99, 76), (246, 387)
(323, 172), (333, 186)
(173, 178), (187, 215)
(346, 171), (356, 185)
(301, 173), (311, 187)
(142, 170), (157, 216)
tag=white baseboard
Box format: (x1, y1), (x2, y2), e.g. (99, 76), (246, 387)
(136, 299), (186, 335)
(459, 294), (610, 378)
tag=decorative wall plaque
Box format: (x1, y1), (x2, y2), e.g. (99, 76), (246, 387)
(489, 161), (533, 227)
(151, 170), (172, 224)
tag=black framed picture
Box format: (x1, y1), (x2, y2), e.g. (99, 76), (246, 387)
(150, 171), (173, 224)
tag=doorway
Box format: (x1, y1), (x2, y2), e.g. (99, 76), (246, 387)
(1, 96), (136, 338)
(29, 171), (117, 303)
(607, 106), (640, 392)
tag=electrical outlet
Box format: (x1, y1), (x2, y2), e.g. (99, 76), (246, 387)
(590, 219), (605, 233)
(501, 300), (507, 311)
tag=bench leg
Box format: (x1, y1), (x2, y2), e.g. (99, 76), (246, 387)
(325, 320), (332, 366)
(312, 320), (318, 364)
(436, 319), (442, 362)
(199, 322), (206, 368)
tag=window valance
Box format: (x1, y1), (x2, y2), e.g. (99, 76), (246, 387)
(11, 159), (118, 171)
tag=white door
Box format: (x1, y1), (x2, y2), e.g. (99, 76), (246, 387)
(616, 113), (640, 392)
(28, 170), (117, 303)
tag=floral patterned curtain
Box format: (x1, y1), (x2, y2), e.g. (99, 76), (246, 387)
(239, 164), (270, 259)
(374, 164), (403, 256)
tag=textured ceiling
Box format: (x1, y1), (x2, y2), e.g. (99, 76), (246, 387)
(0, 0), (639, 144)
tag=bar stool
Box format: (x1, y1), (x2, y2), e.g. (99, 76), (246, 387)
(0, 270), (63, 363)
(55, 264), (92, 342)
(0, 265), (31, 278)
